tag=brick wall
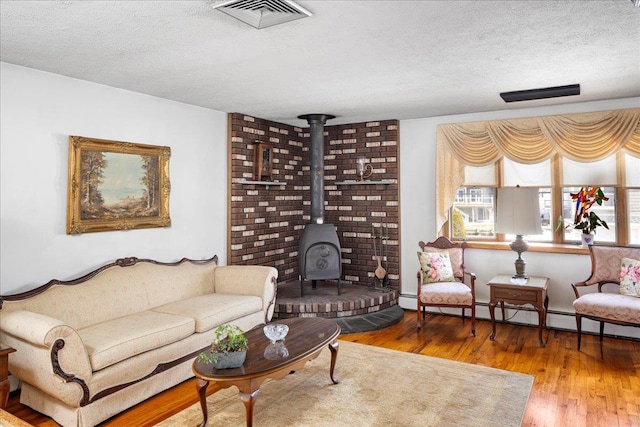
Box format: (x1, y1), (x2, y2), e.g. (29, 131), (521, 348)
(228, 113), (399, 290)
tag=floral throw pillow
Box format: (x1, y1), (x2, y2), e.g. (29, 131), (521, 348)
(417, 251), (455, 284)
(619, 258), (640, 298)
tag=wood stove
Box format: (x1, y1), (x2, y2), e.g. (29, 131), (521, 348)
(297, 114), (342, 296)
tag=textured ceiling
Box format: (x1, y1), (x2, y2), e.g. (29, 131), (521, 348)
(1, 1), (639, 127)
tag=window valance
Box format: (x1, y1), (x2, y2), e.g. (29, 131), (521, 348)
(436, 108), (640, 233)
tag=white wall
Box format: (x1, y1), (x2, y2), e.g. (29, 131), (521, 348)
(399, 96), (640, 339)
(0, 63), (228, 294)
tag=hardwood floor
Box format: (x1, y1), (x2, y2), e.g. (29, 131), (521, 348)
(6, 310), (640, 426)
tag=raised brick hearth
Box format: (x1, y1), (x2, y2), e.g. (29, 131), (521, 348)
(273, 280), (398, 319)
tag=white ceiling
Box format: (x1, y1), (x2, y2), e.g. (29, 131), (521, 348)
(1, 1), (639, 127)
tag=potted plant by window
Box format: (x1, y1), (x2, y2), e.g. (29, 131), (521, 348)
(198, 324), (248, 369)
(558, 187), (609, 246)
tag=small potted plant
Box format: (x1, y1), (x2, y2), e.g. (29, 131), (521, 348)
(557, 186), (609, 246)
(198, 324), (248, 369)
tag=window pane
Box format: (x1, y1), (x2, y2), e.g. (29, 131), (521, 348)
(503, 158), (551, 187)
(626, 154), (640, 187)
(464, 164), (496, 186)
(452, 187), (495, 239)
(536, 188), (553, 241)
(562, 156), (617, 186)
(629, 189), (640, 245)
(561, 187), (616, 243)
(453, 187), (553, 242)
(502, 188), (552, 242)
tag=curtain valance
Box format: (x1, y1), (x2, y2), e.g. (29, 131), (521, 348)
(436, 108), (640, 233)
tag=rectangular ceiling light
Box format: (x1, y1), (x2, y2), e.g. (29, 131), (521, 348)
(500, 84), (580, 103)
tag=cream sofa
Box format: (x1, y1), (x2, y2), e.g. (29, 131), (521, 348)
(0, 255), (278, 427)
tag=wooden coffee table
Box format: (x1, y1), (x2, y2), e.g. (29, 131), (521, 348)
(192, 317), (340, 427)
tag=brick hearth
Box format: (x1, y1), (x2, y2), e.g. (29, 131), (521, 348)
(273, 280), (399, 319)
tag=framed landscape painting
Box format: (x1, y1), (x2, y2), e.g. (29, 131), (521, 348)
(66, 136), (171, 234)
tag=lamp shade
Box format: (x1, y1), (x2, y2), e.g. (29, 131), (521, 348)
(495, 187), (542, 235)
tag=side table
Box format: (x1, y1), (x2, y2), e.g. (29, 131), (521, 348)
(487, 274), (550, 347)
(0, 344), (16, 409)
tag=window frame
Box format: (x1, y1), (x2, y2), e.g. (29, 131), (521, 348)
(448, 153), (637, 248)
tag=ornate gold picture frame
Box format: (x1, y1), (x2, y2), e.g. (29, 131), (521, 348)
(67, 136), (171, 234)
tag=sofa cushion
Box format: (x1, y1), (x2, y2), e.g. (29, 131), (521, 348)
(153, 294), (263, 333)
(78, 311), (195, 371)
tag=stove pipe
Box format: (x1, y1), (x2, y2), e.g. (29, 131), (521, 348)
(298, 114), (335, 223)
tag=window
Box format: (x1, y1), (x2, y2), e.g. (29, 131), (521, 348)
(451, 159), (627, 245)
(452, 187), (495, 239)
(629, 189), (640, 245)
(452, 187), (552, 242)
(536, 188), (552, 241)
(438, 109), (639, 247)
(561, 187), (616, 243)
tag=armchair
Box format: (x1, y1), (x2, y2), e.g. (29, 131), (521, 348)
(572, 244), (640, 350)
(416, 237), (476, 336)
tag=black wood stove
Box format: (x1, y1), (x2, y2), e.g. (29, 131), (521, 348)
(297, 114), (342, 296)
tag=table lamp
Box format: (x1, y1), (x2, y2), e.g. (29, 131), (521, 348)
(495, 186), (542, 279)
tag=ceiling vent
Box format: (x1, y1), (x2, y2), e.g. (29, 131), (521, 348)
(212, 0), (312, 29)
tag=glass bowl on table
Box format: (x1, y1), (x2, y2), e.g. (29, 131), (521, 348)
(263, 323), (289, 344)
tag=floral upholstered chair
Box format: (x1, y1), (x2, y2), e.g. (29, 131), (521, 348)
(416, 236), (476, 336)
(572, 244), (640, 350)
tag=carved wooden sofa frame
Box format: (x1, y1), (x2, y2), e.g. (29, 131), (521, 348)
(0, 255), (278, 427)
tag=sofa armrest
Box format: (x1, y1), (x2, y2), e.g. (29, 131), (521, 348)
(2, 309), (64, 346)
(214, 265), (279, 320)
(1, 310), (92, 406)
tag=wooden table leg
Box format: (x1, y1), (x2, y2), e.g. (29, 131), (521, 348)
(239, 389), (260, 427)
(489, 301), (497, 341)
(535, 301), (547, 348)
(196, 378), (209, 427)
(0, 346), (16, 410)
(328, 340), (340, 384)
(544, 295), (549, 328)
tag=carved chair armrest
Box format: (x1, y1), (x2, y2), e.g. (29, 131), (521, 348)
(570, 282), (583, 299)
(463, 271), (476, 293)
(571, 280), (620, 299)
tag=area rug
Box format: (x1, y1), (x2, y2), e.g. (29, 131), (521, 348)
(157, 341), (533, 427)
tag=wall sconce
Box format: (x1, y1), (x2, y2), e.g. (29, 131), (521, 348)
(356, 158), (373, 181)
(495, 186), (542, 280)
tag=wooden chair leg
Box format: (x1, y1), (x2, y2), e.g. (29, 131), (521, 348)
(576, 314), (582, 350)
(417, 304), (422, 329)
(470, 304), (476, 337)
(461, 308), (466, 322)
(599, 321), (605, 342)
